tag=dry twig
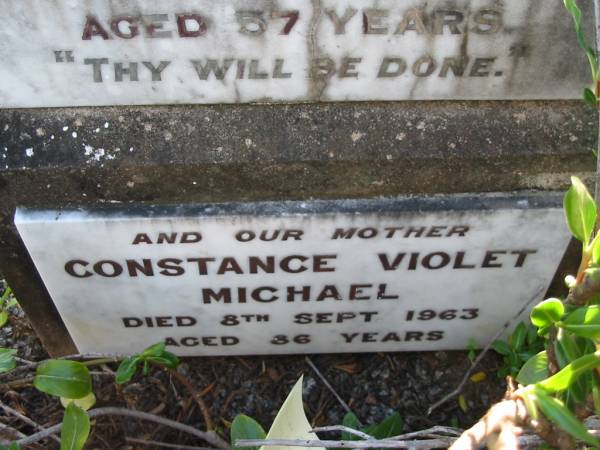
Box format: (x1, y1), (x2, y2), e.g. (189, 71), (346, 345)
(125, 437), (219, 450)
(305, 356), (360, 425)
(170, 369), (214, 431)
(0, 401), (60, 443)
(15, 407), (228, 449)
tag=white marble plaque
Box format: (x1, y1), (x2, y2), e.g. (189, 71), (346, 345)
(0, 0), (589, 107)
(15, 196), (570, 356)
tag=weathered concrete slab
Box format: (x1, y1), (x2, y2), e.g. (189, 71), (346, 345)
(0, 0), (593, 107)
(0, 100), (596, 355)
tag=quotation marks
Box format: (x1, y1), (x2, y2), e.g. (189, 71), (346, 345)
(54, 50), (75, 63)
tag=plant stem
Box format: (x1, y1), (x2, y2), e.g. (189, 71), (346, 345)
(594, 0), (600, 213)
(81, 357), (120, 367)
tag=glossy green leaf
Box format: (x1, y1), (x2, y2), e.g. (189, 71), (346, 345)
(536, 389), (600, 446)
(593, 237), (600, 265)
(0, 348), (17, 374)
(562, 305), (600, 338)
(60, 404), (90, 450)
(564, 176), (596, 244)
(531, 299), (565, 329)
(140, 342), (166, 358)
(564, 0), (599, 80)
(516, 351), (549, 385)
(0, 287), (12, 308)
(146, 352), (180, 369)
(511, 322), (527, 351)
(115, 356), (139, 384)
(538, 351), (600, 393)
(491, 340), (511, 356)
(341, 412), (362, 440)
(34, 360), (91, 399)
(365, 413), (403, 439)
(584, 88), (597, 107)
(521, 390), (538, 420)
(231, 414), (266, 450)
(0, 311), (8, 327)
(556, 332), (590, 403)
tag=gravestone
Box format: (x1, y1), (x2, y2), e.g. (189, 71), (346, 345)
(0, 0), (596, 356)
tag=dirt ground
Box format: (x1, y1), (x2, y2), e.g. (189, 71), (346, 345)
(0, 290), (507, 449)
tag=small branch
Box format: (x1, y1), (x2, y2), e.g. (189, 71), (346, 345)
(169, 369), (214, 431)
(81, 357), (120, 367)
(566, 268), (600, 305)
(0, 422), (26, 441)
(428, 287), (544, 415)
(0, 402), (60, 443)
(594, 0), (600, 212)
(310, 426), (374, 440)
(0, 353), (126, 381)
(305, 356), (360, 425)
(125, 437), (219, 450)
(0, 376), (34, 392)
(236, 438), (454, 449)
(389, 426), (463, 440)
(15, 407), (228, 449)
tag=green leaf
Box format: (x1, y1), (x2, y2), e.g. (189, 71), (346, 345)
(341, 412), (362, 440)
(60, 404), (90, 450)
(564, 0), (599, 80)
(0, 348), (17, 374)
(555, 331), (589, 403)
(491, 340), (511, 356)
(536, 388), (600, 446)
(115, 356), (139, 384)
(365, 413), (403, 439)
(562, 305), (600, 338)
(511, 322), (528, 351)
(146, 352), (180, 369)
(516, 351), (549, 385)
(60, 392), (96, 411)
(521, 390), (539, 420)
(593, 237), (600, 265)
(531, 299), (565, 329)
(34, 360), (92, 399)
(0, 287), (12, 308)
(584, 88), (597, 107)
(538, 351), (600, 393)
(140, 342), (166, 358)
(564, 176), (596, 244)
(0, 311), (8, 327)
(0, 443), (20, 450)
(231, 414), (266, 450)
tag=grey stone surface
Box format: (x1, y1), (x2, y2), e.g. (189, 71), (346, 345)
(0, 100), (597, 355)
(0, 0), (593, 107)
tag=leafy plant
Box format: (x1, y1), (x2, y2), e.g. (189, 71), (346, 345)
(0, 286), (17, 328)
(115, 342), (179, 384)
(509, 176), (600, 446)
(564, 0), (599, 107)
(491, 322), (545, 378)
(230, 414), (266, 450)
(341, 411), (403, 442)
(18, 341), (178, 449)
(0, 348), (17, 374)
